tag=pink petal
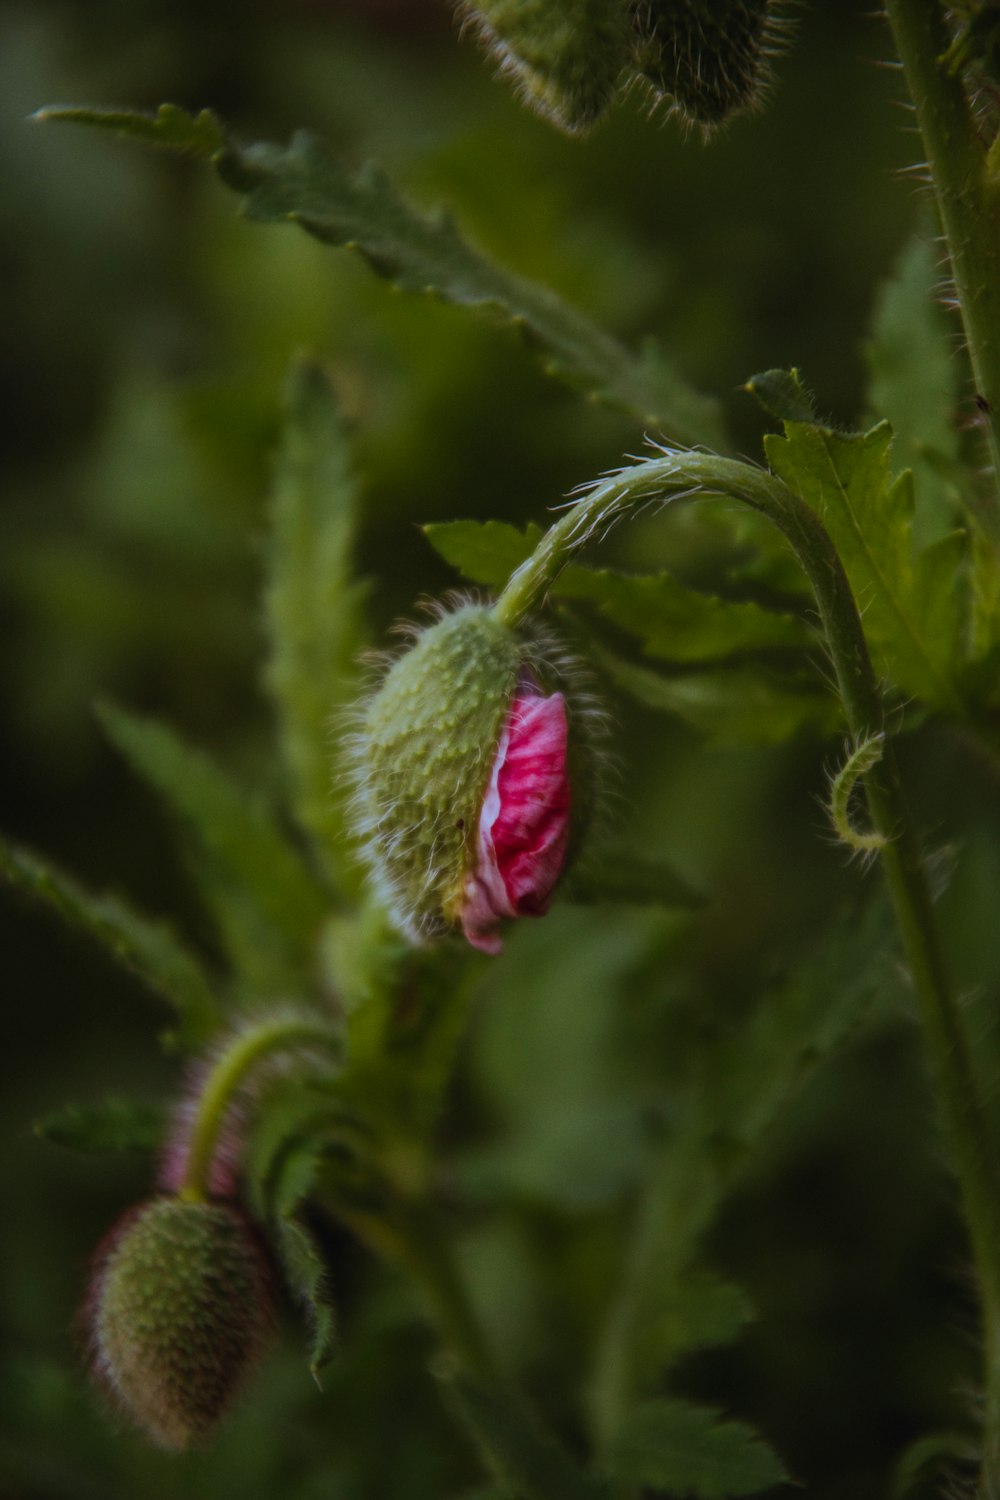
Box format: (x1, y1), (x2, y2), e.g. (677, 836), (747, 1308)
(460, 682), (571, 953)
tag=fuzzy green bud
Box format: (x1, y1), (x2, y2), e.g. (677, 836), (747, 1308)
(354, 601), (600, 953)
(88, 1196), (276, 1450)
(458, 0), (632, 133)
(630, 0), (781, 129)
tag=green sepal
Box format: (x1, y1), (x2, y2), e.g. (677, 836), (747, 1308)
(357, 604), (522, 943)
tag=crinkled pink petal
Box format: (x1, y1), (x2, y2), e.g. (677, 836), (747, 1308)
(460, 683), (570, 954)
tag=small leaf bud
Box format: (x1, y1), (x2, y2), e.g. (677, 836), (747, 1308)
(86, 1196), (277, 1450)
(353, 600), (601, 953)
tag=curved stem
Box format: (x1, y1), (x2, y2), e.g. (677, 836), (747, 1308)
(885, 0), (1000, 537)
(495, 451), (1000, 1454)
(179, 1015), (340, 1201)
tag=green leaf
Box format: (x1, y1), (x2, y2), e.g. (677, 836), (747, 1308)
(606, 1399), (788, 1498)
(265, 357), (368, 894)
(33, 102), (226, 157)
(866, 236), (961, 546)
(97, 702), (328, 989)
(970, 527), (1000, 662)
(593, 898), (897, 1438)
(744, 367), (819, 425)
(0, 834), (217, 1044)
(38, 106), (722, 445)
(764, 422), (965, 712)
(552, 566), (812, 662)
(634, 1271), (755, 1373)
(426, 519), (813, 662)
(245, 1091), (347, 1375)
(891, 1430), (979, 1498)
(438, 1366), (606, 1500)
(424, 519), (542, 590)
(33, 1098), (165, 1154)
(564, 850), (704, 909)
(276, 1211), (338, 1376)
(911, 529), (969, 676)
(593, 644), (839, 746)
(463, 908), (668, 1212)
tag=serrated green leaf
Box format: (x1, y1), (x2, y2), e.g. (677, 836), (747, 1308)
(38, 106), (722, 444)
(635, 1272), (754, 1377)
(744, 367), (819, 425)
(553, 566), (812, 662)
(265, 357), (368, 894)
(438, 1367), (606, 1500)
(426, 519), (812, 662)
(764, 422), (965, 712)
(276, 1212), (338, 1375)
(97, 702), (328, 990)
(593, 644), (839, 745)
(594, 898), (897, 1440)
(606, 1399), (788, 1498)
(33, 1098), (165, 1154)
(564, 849), (704, 909)
(424, 520), (542, 589)
(244, 1094), (347, 1375)
(866, 236), (961, 546)
(891, 1430), (979, 1498)
(0, 835), (217, 1044)
(35, 102), (226, 157)
(911, 530), (969, 675)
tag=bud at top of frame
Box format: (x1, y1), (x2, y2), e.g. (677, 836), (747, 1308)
(354, 601), (598, 953)
(630, 0), (780, 129)
(459, 0), (632, 134)
(87, 1196), (276, 1450)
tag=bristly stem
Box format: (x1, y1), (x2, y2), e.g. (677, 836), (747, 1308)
(885, 0), (1000, 536)
(179, 1015), (340, 1202)
(493, 451), (1000, 1475)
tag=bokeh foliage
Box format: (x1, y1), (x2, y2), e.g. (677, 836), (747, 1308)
(3, 3), (1000, 1499)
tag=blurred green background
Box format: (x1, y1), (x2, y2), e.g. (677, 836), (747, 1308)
(3, 2), (1000, 1496)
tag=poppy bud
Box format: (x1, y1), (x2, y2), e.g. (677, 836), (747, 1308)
(458, 0), (631, 133)
(86, 1196), (276, 1450)
(354, 601), (599, 953)
(630, 0), (780, 129)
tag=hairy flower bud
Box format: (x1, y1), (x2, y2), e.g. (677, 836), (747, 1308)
(354, 601), (599, 952)
(459, 0), (631, 133)
(86, 1196), (276, 1450)
(630, 0), (782, 129)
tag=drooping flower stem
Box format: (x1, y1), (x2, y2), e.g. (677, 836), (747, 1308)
(494, 452), (1000, 1465)
(884, 0), (1000, 537)
(178, 1016), (340, 1203)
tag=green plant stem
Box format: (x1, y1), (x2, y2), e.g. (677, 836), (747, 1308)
(337, 1187), (600, 1499)
(494, 452), (1000, 1460)
(885, 0), (1000, 536)
(392, 1197), (498, 1381)
(179, 1016), (340, 1201)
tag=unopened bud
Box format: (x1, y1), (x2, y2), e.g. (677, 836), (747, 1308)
(353, 601), (601, 953)
(459, 0), (631, 133)
(87, 1196), (276, 1450)
(630, 0), (780, 129)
